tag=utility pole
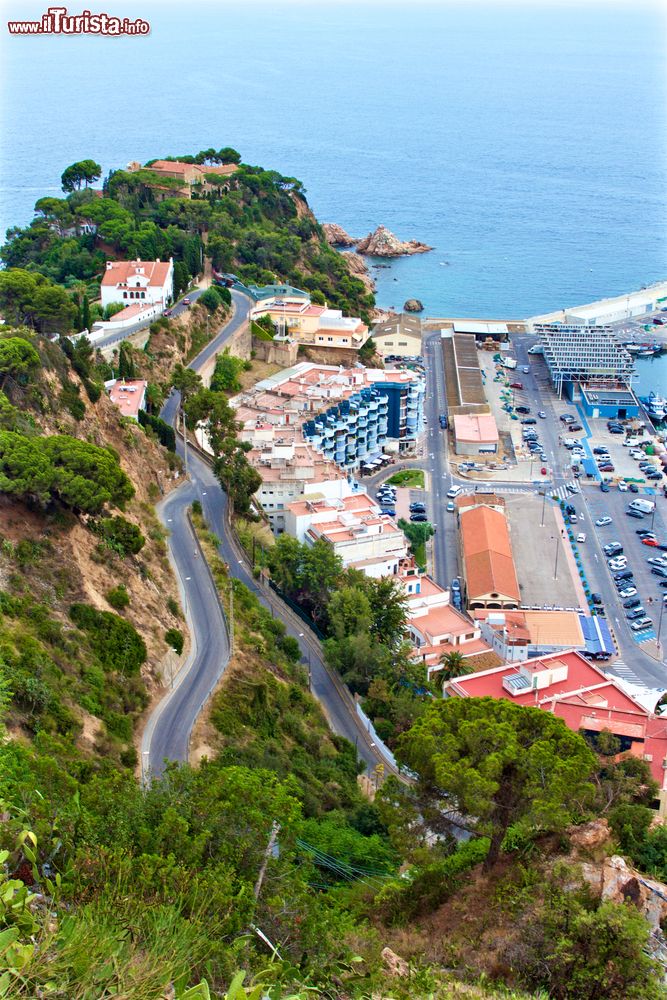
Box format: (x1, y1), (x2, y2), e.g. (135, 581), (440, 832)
(253, 821), (280, 901)
(229, 578), (234, 656)
(182, 406), (189, 478)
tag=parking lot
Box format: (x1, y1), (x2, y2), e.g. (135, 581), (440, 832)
(577, 489), (666, 649)
(505, 493), (581, 608)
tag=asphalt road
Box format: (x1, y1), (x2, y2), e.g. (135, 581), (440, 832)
(94, 288), (206, 351)
(145, 290), (394, 778)
(142, 481), (230, 780)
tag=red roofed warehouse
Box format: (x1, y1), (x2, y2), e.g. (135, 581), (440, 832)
(458, 498), (520, 610)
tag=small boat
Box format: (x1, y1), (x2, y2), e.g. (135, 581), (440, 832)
(637, 348), (657, 358)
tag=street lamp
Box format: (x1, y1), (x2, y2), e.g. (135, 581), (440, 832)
(656, 598), (665, 653)
(551, 535), (560, 581)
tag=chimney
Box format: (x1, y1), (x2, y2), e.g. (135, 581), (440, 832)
(105, 261), (113, 270)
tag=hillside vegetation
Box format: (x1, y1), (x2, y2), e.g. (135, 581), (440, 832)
(1, 152), (667, 999)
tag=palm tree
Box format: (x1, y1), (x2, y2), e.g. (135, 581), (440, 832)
(439, 650), (474, 681)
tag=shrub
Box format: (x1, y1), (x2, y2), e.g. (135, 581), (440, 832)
(165, 628), (184, 655)
(98, 516), (145, 556)
(166, 596), (180, 617)
(106, 585), (130, 610)
(70, 603), (147, 675)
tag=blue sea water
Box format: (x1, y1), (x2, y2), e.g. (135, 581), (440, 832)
(1, 1), (666, 319)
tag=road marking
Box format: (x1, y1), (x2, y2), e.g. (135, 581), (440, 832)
(185, 576), (191, 581)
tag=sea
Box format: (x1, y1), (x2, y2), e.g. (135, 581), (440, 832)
(1, 0), (666, 335)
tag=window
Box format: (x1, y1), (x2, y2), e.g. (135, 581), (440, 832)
(123, 292), (127, 299)
(141, 292), (145, 299)
(328, 337), (333, 342)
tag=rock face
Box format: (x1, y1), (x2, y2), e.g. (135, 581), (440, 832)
(404, 298), (424, 313)
(322, 223), (356, 246)
(341, 251), (376, 293)
(356, 225), (433, 258)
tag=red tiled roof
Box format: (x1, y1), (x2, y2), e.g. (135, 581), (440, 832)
(102, 259), (171, 289)
(460, 505), (520, 602)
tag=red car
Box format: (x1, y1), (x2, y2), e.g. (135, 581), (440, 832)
(510, 382), (524, 390)
(642, 537), (659, 547)
(183, 296), (191, 305)
(541, 467), (547, 475)
(164, 308), (172, 317)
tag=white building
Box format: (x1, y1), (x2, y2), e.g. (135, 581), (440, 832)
(100, 258), (174, 311)
(285, 493), (409, 579)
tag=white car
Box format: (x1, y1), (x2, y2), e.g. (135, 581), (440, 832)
(522, 366), (530, 374)
(596, 516), (612, 526)
(577, 533), (586, 543)
(648, 557), (667, 567)
(619, 587), (638, 598)
(618, 481), (628, 492)
(538, 411), (547, 419)
(609, 558), (627, 570)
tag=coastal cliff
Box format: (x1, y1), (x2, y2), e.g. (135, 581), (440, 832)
(322, 222), (357, 246)
(341, 250), (376, 292)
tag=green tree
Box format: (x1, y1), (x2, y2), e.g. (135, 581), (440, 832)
(44, 436), (134, 513)
(209, 349), (244, 393)
(106, 585), (130, 610)
(438, 650), (473, 681)
(117, 342), (137, 380)
(299, 538), (343, 623)
(0, 430), (53, 504)
(217, 147), (241, 164)
(327, 585), (373, 641)
(0, 337), (40, 380)
(171, 364), (202, 403)
(397, 697), (596, 868)
(61, 159), (102, 193)
(366, 576), (408, 646)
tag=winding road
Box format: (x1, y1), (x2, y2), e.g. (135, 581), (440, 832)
(142, 291), (396, 780)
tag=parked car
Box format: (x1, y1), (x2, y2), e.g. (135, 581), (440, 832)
(446, 501), (455, 513)
(627, 608), (646, 620)
(538, 411), (547, 419)
(623, 597), (642, 609)
(521, 418), (537, 425)
(648, 557), (667, 567)
(596, 516), (613, 526)
(164, 308), (172, 317)
(521, 366), (530, 373)
(627, 509), (645, 519)
(439, 414), (448, 428)
(637, 530), (656, 537)
(591, 593), (603, 605)
(604, 543), (623, 555)
(569, 424), (583, 432)
(618, 481), (629, 492)
(516, 406), (531, 415)
(651, 567), (667, 578)
(509, 382), (524, 390)
(447, 485), (463, 499)
(619, 587), (638, 598)
(631, 619), (653, 632)
(642, 538), (659, 547)
(613, 570), (633, 581)
(629, 483), (640, 493)
(410, 513), (428, 522)
(576, 533), (586, 543)
(451, 579), (461, 592)
(600, 481), (610, 492)
(647, 472), (663, 481)
(182, 296), (191, 305)
(409, 502), (426, 512)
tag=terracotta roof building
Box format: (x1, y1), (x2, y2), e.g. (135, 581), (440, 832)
(459, 502), (520, 610)
(100, 258), (173, 310)
(107, 379), (147, 420)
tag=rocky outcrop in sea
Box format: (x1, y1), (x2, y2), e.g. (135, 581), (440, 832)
(404, 298), (424, 312)
(355, 225), (433, 258)
(322, 223), (357, 246)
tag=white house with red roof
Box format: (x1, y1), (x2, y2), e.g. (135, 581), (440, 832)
(100, 258), (174, 311)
